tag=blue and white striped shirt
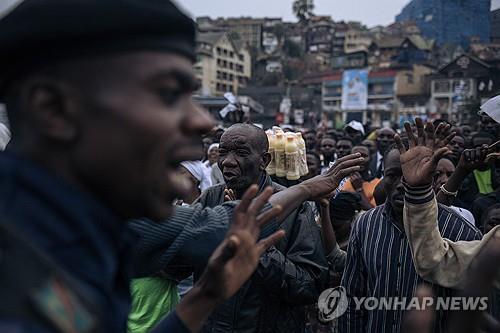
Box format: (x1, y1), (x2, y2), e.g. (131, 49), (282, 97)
(339, 203), (481, 333)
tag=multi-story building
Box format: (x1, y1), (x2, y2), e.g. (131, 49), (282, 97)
(344, 28), (372, 54)
(332, 22), (349, 56)
(331, 50), (368, 69)
(238, 86), (318, 128)
(470, 42), (500, 70)
(395, 64), (434, 123)
(396, 0), (491, 47)
(369, 35), (435, 68)
(429, 54), (500, 122)
(195, 32), (252, 96)
(196, 16), (283, 53)
(322, 69), (398, 126)
(306, 16), (334, 54)
(197, 17), (263, 50)
(492, 8), (500, 43)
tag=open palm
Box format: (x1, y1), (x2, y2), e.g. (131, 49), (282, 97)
(196, 186), (284, 301)
(395, 119), (454, 187)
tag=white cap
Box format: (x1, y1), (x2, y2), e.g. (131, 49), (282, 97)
(480, 95), (500, 124)
(345, 120), (365, 135)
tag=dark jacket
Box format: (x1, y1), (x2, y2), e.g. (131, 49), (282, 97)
(0, 152), (136, 333)
(180, 175), (328, 333)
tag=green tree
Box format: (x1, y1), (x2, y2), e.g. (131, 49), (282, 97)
(292, 0), (314, 24)
(283, 39), (303, 58)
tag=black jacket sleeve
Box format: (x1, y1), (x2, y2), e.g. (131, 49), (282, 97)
(253, 202), (329, 305)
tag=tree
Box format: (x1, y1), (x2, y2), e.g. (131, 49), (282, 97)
(283, 39), (303, 58)
(292, 0), (314, 24)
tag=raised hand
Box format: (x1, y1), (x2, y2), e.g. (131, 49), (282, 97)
(301, 153), (364, 201)
(457, 145), (490, 173)
(350, 172), (364, 192)
(196, 185), (285, 301)
(395, 118), (454, 187)
(224, 188), (236, 202)
(176, 185), (285, 332)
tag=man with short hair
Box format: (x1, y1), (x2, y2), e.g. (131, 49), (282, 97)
(339, 137), (481, 332)
(370, 127), (395, 178)
(303, 129), (318, 152)
(303, 152), (321, 181)
(320, 137), (337, 174)
(480, 114), (500, 138)
(446, 135), (466, 166)
(336, 137), (353, 159)
(361, 139), (376, 156)
(191, 123), (328, 333)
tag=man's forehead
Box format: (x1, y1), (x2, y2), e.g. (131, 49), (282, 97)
(451, 136), (464, 143)
(352, 146), (369, 154)
(378, 128), (395, 136)
(72, 51), (196, 86)
(129, 52), (194, 77)
(220, 135), (250, 147)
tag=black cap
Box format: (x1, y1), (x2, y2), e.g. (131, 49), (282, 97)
(0, 0), (196, 100)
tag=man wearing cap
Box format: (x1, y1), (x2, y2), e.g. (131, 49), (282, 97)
(0, 1), (366, 333)
(345, 120), (365, 145)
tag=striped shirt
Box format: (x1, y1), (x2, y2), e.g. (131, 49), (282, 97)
(339, 203), (481, 333)
(129, 202), (277, 277)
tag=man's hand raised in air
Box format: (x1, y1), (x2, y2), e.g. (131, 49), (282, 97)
(394, 118), (455, 187)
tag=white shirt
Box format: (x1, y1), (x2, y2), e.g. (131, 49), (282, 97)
(450, 206), (476, 226)
(376, 151), (383, 170)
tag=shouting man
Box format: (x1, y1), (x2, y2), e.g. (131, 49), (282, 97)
(192, 123), (328, 333)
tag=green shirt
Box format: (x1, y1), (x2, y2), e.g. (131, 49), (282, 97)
(128, 277), (179, 333)
(473, 169), (494, 194)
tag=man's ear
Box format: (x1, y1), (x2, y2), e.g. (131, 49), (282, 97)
(24, 77), (79, 143)
(261, 152), (272, 170)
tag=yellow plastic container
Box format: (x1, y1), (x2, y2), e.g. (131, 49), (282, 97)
(285, 134), (300, 180)
(295, 132), (309, 177)
(275, 132), (286, 178)
(265, 130), (276, 175)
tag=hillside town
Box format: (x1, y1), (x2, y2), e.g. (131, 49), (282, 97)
(193, 0), (500, 130)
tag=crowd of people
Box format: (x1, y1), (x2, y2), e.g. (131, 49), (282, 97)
(0, 1), (499, 333)
(186, 114), (500, 333)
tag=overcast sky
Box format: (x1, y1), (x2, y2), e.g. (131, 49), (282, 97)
(1, 0), (499, 27)
(177, 0), (500, 27)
